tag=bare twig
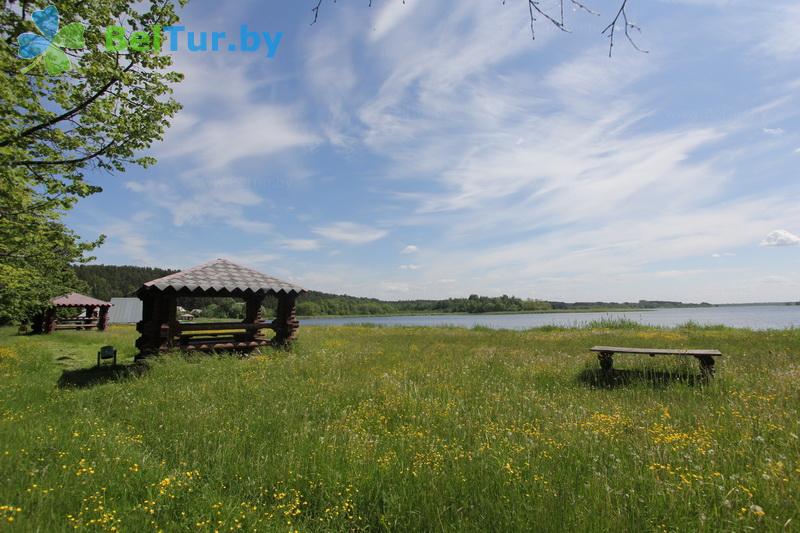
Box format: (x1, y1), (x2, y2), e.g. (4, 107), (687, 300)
(570, 0), (599, 17)
(601, 0), (648, 57)
(310, 1), (645, 56)
(311, 0), (324, 25)
(312, 0), (404, 26)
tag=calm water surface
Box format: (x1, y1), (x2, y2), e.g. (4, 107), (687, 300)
(303, 305), (800, 330)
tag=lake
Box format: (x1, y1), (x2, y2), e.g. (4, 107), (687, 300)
(303, 305), (800, 330)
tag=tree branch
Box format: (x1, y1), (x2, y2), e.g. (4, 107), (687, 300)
(0, 62), (136, 148)
(12, 141), (116, 168)
(0, 192), (68, 219)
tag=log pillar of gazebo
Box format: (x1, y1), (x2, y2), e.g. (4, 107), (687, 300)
(272, 293), (300, 346)
(98, 306), (110, 331)
(136, 291), (177, 355)
(245, 293), (266, 324)
(135, 292), (159, 355)
(134, 259), (306, 358)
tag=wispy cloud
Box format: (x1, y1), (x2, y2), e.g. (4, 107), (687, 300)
(291, 1), (800, 300)
(313, 222), (388, 244)
(280, 239), (320, 252)
(125, 176), (273, 234)
(160, 53), (319, 173)
(755, 3), (800, 60)
(159, 106), (318, 172)
(370, 0), (422, 42)
(76, 1), (800, 302)
(102, 224), (153, 265)
(123, 50), (319, 237)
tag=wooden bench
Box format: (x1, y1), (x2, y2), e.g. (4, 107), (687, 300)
(56, 318), (97, 331)
(159, 321), (275, 353)
(590, 346), (722, 376)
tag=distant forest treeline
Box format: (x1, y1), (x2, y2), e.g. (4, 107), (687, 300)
(74, 265), (176, 301)
(73, 264), (721, 318)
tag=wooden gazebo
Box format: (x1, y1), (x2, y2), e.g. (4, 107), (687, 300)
(32, 293), (112, 334)
(134, 258), (306, 357)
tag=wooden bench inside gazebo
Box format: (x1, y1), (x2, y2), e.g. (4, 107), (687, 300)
(134, 258), (307, 358)
(32, 293), (112, 334)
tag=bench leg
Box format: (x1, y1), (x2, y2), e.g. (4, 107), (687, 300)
(598, 352), (614, 372)
(697, 356), (715, 378)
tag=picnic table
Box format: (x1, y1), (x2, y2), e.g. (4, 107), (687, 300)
(590, 346), (721, 376)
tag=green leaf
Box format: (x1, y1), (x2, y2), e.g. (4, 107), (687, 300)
(52, 22), (86, 49)
(43, 46), (71, 75)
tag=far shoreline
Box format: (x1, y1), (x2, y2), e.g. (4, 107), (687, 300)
(297, 307), (663, 320)
(297, 302), (799, 320)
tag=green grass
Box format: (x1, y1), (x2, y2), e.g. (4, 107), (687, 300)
(1, 324), (799, 532)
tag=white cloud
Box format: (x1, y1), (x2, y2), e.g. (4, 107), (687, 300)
(380, 282), (411, 294)
(356, 3), (537, 149)
(125, 176), (273, 234)
(659, 0), (734, 5)
(160, 107), (318, 172)
(96, 0), (800, 303)
(370, 0), (421, 42)
(756, 3), (800, 60)
(280, 239), (320, 252)
(159, 54), (319, 173)
(205, 252), (282, 270)
(760, 229), (800, 247)
(312, 222), (388, 244)
(101, 221), (153, 265)
(122, 51), (320, 239)
(759, 275), (792, 284)
(285, 0), (800, 302)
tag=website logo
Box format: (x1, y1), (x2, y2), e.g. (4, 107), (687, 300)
(17, 5), (85, 75)
(17, 4), (284, 77)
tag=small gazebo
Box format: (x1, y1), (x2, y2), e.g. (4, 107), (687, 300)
(135, 258), (306, 357)
(32, 293), (112, 334)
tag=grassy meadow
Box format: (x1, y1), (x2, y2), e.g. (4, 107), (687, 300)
(0, 323), (799, 531)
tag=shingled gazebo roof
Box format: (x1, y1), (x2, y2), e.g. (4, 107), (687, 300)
(51, 293), (112, 308)
(136, 258), (306, 297)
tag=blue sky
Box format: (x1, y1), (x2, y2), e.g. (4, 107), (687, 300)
(66, 0), (800, 302)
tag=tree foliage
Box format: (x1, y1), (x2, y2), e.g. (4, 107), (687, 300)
(72, 265), (721, 318)
(0, 0), (187, 324)
(296, 293), (554, 316)
(73, 264), (176, 301)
